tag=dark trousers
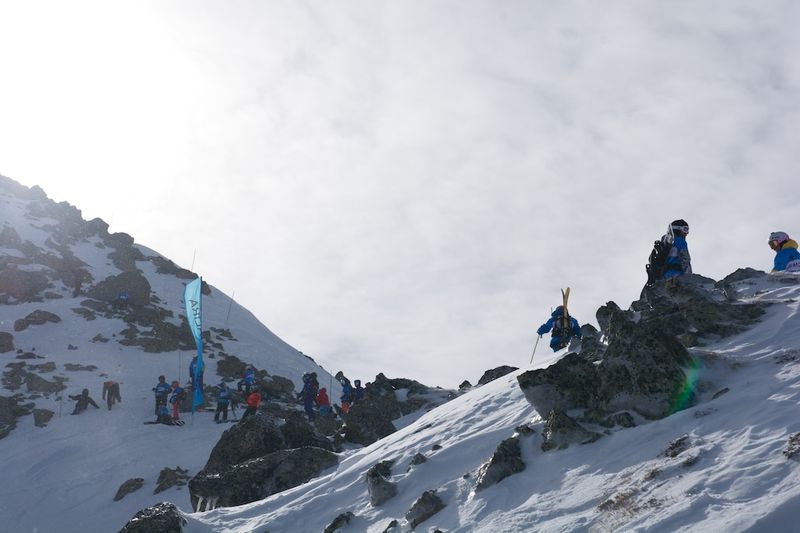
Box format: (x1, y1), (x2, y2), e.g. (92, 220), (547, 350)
(214, 403), (229, 422)
(155, 397), (167, 416)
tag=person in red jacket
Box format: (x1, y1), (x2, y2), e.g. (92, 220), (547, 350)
(316, 387), (331, 417)
(241, 389), (262, 421)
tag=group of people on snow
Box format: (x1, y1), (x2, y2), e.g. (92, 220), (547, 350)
(297, 370), (365, 421)
(535, 220), (800, 353)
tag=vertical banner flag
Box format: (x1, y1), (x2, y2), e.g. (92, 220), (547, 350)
(184, 277), (204, 411)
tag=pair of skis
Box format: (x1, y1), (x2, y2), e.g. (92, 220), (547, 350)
(530, 287), (570, 364)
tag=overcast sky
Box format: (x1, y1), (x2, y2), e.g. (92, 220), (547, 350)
(2, 1), (800, 388)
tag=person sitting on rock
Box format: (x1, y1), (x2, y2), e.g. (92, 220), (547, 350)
(536, 306), (581, 352)
(768, 231), (800, 273)
(102, 380), (122, 411)
(69, 388), (99, 415)
(316, 387), (332, 417)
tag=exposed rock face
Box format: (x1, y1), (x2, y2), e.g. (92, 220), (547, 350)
(0, 332), (13, 353)
(190, 447), (338, 511)
(518, 274), (766, 424)
(475, 436), (525, 490)
(33, 408), (54, 427)
(477, 365), (519, 386)
(189, 412), (337, 510)
(120, 502), (185, 533)
(14, 310), (61, 331)
(25, 373), (66, 394)
(540, 410), (602, 451)
(0, 265), (49, 302)
(114, 478), (144, 501)
(154, 467), (190, 494)
(324, 511), (355, 533)
(367, 460), (398, 506)
(88, 270), (152, 307)
(405, 490), (445, 529)
(0, 395), (31, 439)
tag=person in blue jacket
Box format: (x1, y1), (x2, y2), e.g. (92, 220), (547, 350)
(353, 380), (364, 403)
(663, 220), (692, 280)
(769, 231), (800, 272)
(214, 383), (231, 423)
(299, 373), (318, 421)
(152, 375), (171, 416)
(536, 306), (581, 351)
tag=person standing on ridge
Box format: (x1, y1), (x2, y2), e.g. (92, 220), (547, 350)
(300, 373), (317, 421)
(153, 375), (171, 416)
(537, 306), (581, 352)
(353, 380), (364, 403)
(768, 231), (800, 273)
(316, 387), (331, 417)
(102, 380), (122, 411)
(214, 383), (231, 423)
(663, 219), (692, 280)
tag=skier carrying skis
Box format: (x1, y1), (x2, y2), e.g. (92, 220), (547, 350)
(152, 375), (171, 416)
(102, 380), (122, 411)
(70, 388), (100, 415)
(336, 372), (353, 414)
(768, 231), (800, 273)
(537, 306), (581, 352)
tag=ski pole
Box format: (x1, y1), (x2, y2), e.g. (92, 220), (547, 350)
(529, 335), (541, 365)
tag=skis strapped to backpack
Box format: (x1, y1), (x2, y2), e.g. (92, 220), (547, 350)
(554, 287), (572, 337)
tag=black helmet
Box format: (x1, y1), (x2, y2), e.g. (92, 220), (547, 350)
(82, 388), (89, 395)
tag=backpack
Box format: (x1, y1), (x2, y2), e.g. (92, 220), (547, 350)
(646, 238), (671, 287)
(552, 314), (572, 338)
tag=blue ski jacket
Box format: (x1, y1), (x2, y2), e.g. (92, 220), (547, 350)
(664, 235), (691, 279)
(153, 382), (171, 398)
(537, 308), (581, 338)
(774, 240), (800, 272)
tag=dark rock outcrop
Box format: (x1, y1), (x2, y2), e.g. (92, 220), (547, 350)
(324, 511), (355, 533)
(154, 467), (190, 494)
(477, 365), (519, 386)
(0, 395), (30, 439)
(0, 265), (49, 302)
(25, 373), (66, 394)
(189, 413), (337, 510)
(88, 270), (152, 307)
(189, 446), (338, 511)
(33, 408), (54, 427)
(14, 310), (61, 331)
(0, 332), (13, 353)
(540, 409), (602, 451)
(475, 436), (525, 490)
(120, 502), (185, 533)
(367, 460), (398, 506)
(114, 478), (145, 501)
(519, 274), (766, 426)
(405, 490), (445, 529)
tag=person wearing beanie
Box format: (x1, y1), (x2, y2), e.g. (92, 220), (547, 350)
(768, 231), (800, 272)
(662, 219), (692, 279)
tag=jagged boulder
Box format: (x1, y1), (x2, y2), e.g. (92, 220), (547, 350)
(25, 373), (66, 394)
(0, 332), (13, 353)
(189, 447), (338, 510)
(405, 490), (445, 529)
(475, 436), (525, 490)
(324, 512), (355, 533)
(366, 460), (398, 506)
(120, 502), (185, 533)
(477, 365), (519, 385)
(33, 408), (54, 427)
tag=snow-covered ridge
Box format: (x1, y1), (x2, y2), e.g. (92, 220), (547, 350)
(182, 273), (800, 533)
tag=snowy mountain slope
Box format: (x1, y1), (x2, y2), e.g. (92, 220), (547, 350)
(0, 177), (341, 532)
(182, 274), (800, 533)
